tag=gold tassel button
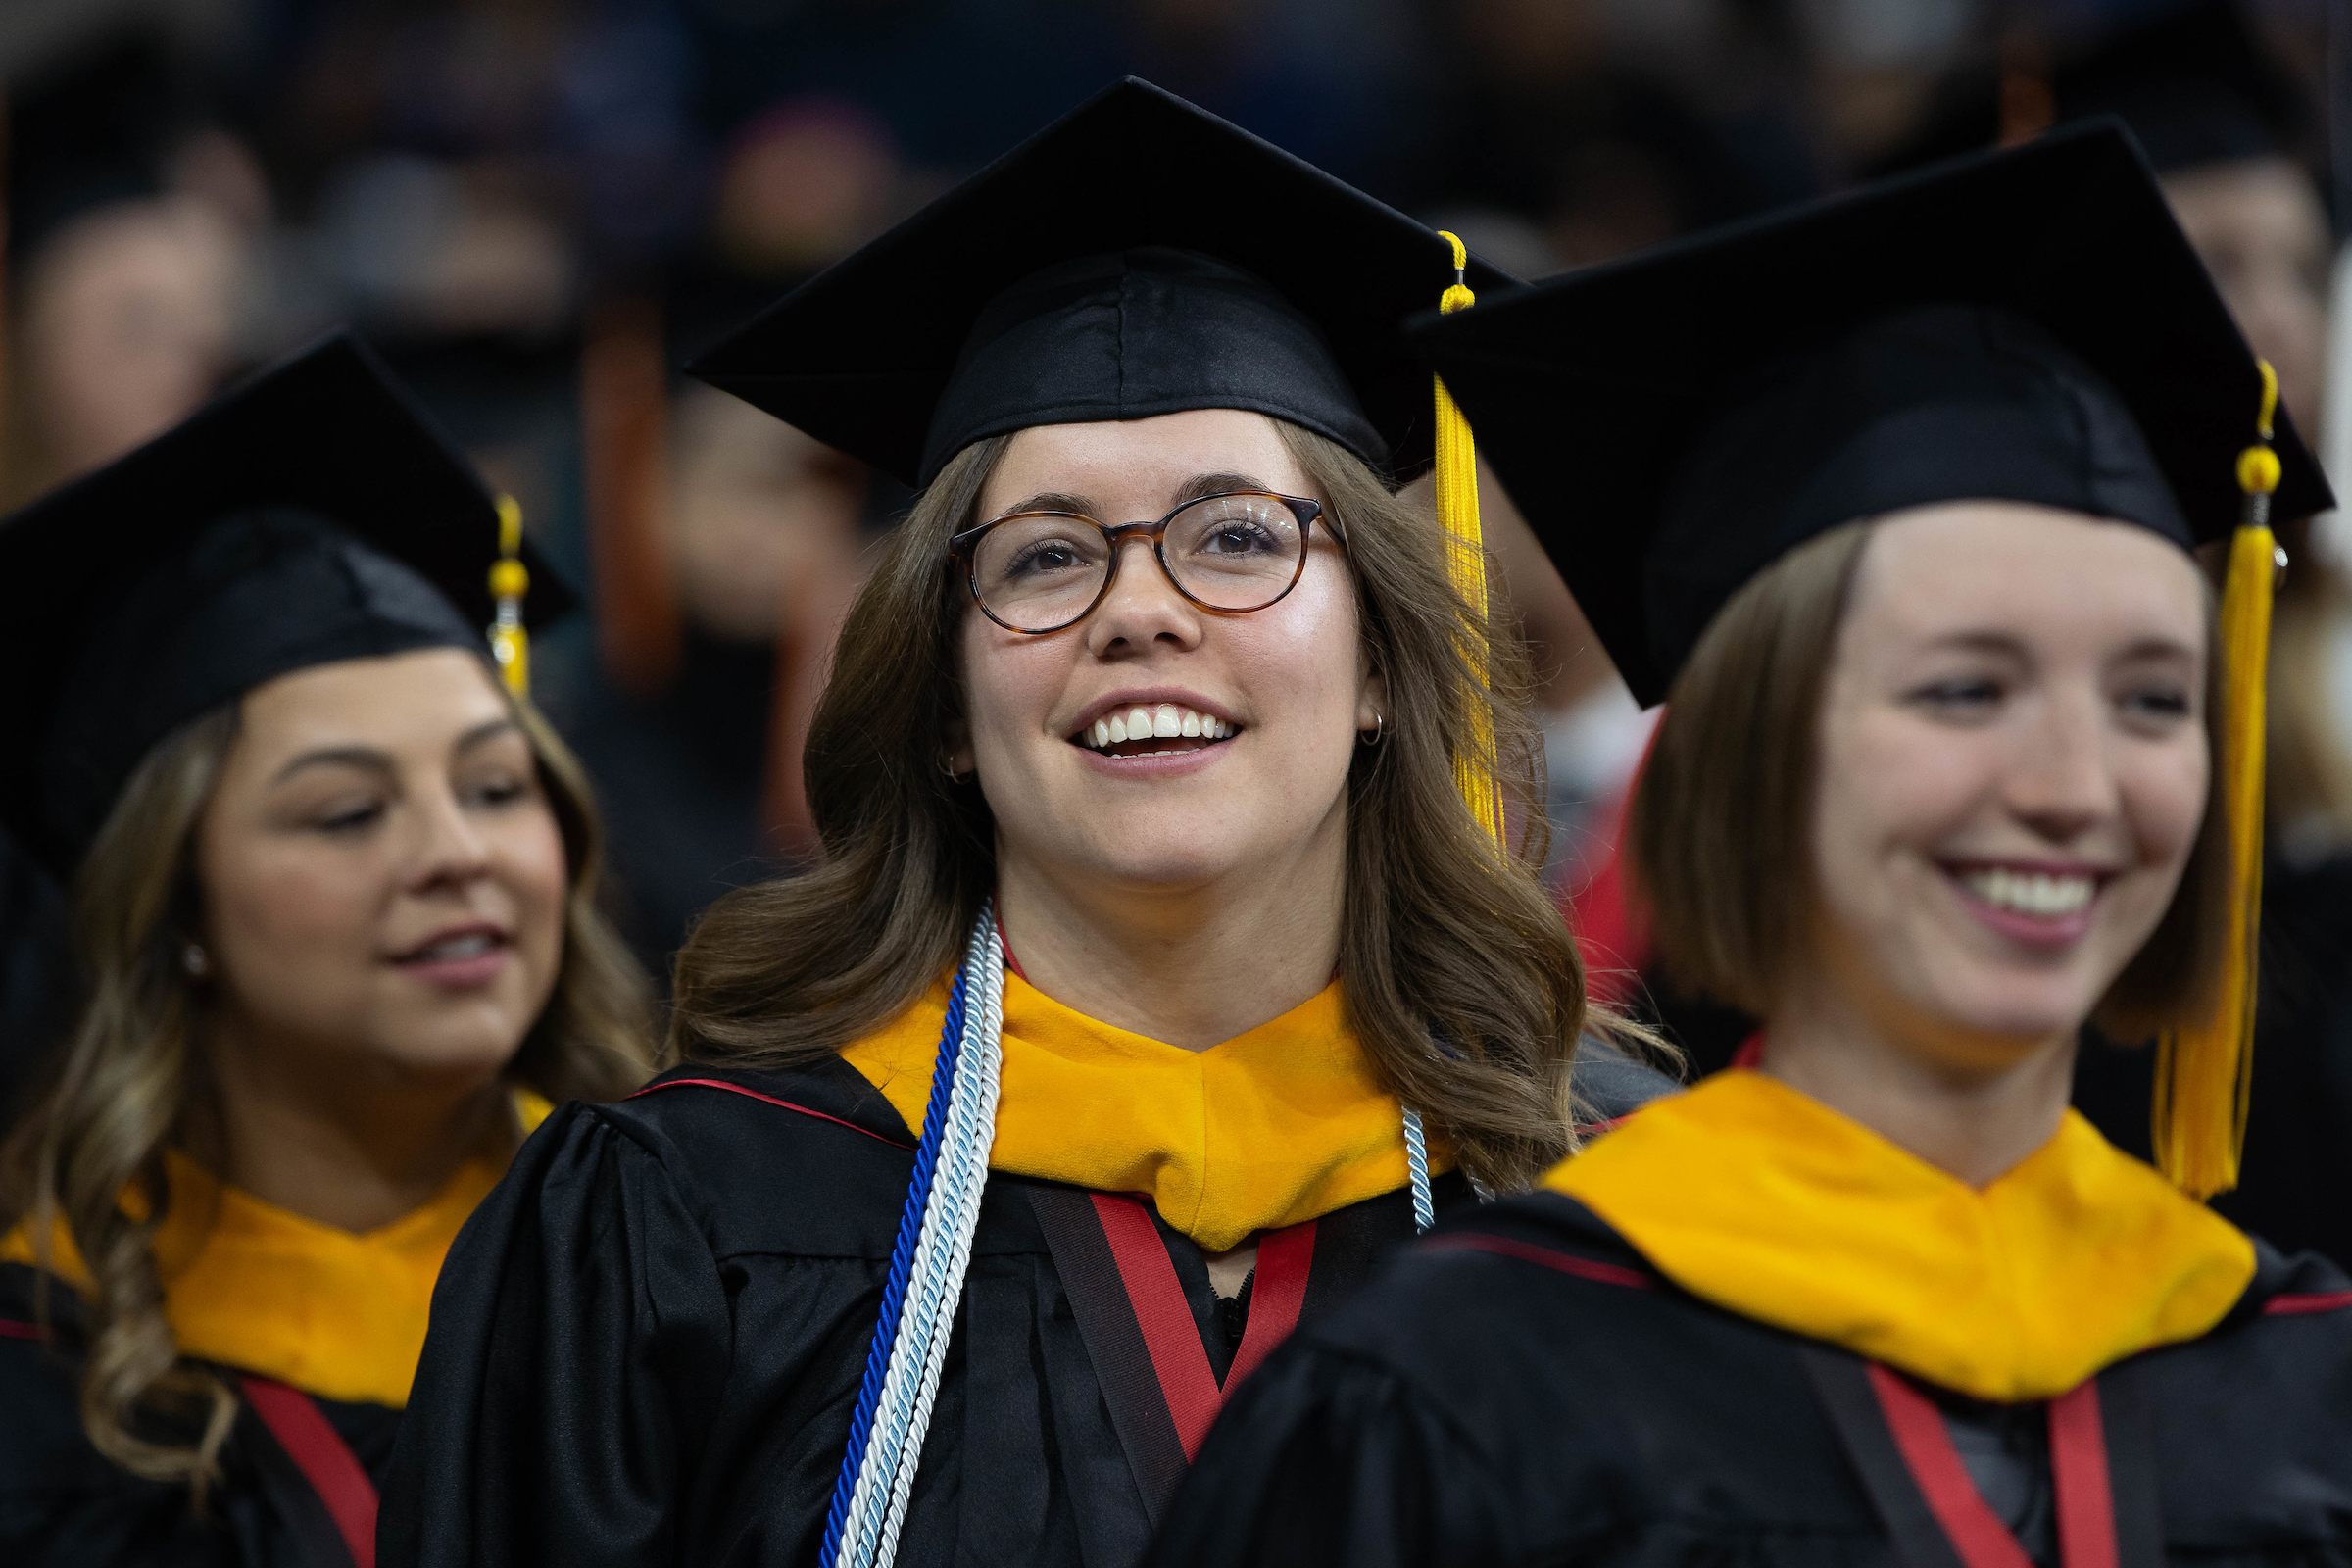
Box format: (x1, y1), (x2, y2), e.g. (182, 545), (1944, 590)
(488, 495), (532, 698)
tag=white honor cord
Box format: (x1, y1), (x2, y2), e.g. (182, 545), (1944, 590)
(837, 918), (1442, 1564)
(837, 908), (1005, 1568)
(1401, 1106), (1436, 1234)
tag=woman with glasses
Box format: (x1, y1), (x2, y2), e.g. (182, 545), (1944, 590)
(1150, 126), (2352, 1568)
(382, 80), (1670, 1568)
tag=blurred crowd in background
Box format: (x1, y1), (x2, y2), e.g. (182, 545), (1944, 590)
(0, 0), (2343, 1027)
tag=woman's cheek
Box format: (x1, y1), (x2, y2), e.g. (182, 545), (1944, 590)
(503, 811), (572, 994)
(2127, 740), (2211, 872)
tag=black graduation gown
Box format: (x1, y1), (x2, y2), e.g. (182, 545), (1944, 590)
(381, 1047), (1673, 1568)
(2077, 851), (2352, 1272)
(0, 1262), (400, 1568)
(1146, 1192), (2352, 1568)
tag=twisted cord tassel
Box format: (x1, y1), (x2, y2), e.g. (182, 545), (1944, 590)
(2155, 361), (2282, 1200)
(1432, 231), (1504, 850)
(876, 930), (1006, 1563)
(860, 922), (1000, 1561)
(838, 907), (1004, 1568)
(1401, 1107), (1437, 1234)
(817, 964), (967, 1567)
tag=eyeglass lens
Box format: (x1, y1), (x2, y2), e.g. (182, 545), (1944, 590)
(970, 493), (1306, 631)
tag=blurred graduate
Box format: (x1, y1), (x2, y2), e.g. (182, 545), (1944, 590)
(0, 338), (653, 1568)
(381, 79), (1671, 1568)
(1886, 0), (2352, 1270)
(1149, 125), (2352, 1566)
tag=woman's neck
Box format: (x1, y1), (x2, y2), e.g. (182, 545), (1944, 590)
(1760, 973), (2079, 1189)
(197, 1014), (511, 1233)
(998, 830), (1348, 1053)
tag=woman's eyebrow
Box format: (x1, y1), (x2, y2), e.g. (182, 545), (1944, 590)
(270, 745), (394, 785)
(2108, 634), (2201, 662)
(452, 716), (524, 755)
(1172, 472), (1265, 506)
(1916, 628), (2030, 658)
(998, 491), (1095, 517)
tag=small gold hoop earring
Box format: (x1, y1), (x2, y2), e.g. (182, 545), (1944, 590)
(1359, 712), (1385, 746)
(941, 755), (965, 780)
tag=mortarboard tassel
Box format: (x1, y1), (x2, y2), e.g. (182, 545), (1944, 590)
(1433, 232), (1504, 850)
(2153, 360), (2282, 1200)
(488, 495), (531, 698)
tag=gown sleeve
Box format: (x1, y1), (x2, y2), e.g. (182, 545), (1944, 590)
(378, 1102), (734, 1568)
(1144, 1336), (1520, 1568)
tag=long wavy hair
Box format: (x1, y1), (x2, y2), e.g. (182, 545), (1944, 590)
(671, 420), (1658, 1195)
(0, 678), (652, 1496)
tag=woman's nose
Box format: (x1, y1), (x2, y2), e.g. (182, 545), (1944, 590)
(1084, 535), (1202, 655)
(2006, 690), (2119, 840)
(404, 785), (495, 891)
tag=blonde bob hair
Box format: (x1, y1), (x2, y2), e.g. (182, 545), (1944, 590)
(0, 675), (653, 1495)
(1627, 516), (2230, 1039)
(672, 419), (1650, 1195)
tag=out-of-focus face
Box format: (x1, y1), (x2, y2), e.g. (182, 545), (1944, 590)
(1804, 502), (2210, 1066)
(23, 196), (243, 480)
(956, 408), (1379, 905)
(195, 648), (568, 1090)
(2165, 156), (2331, 432)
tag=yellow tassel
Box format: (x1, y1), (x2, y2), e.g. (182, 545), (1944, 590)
(488, 495), (532, 698)
(2154, 362), (2281, 1200)
(1433, 231), (1504, 850)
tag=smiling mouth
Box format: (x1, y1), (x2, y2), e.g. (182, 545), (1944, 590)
(1944, 862), (2111, 931)
(394, 929), (509, 965)
(1071, 703), (1241, 759)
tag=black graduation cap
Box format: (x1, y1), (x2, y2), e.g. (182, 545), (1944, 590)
(688, 76), (1512, 488)
(1875, 1), (2315, 180)
(0, 332), (574, 879)
(1405, 120), (2331, 708)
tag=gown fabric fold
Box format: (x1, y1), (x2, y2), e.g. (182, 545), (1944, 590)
(381, 1048), (1672, 1568)
(0, 1263), (400, 1568)
(1144, 1192), (2352, 1568)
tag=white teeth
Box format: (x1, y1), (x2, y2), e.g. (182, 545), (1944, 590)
(1963, 868), (2095, 917)
(1082, 707), (1238, 750)
(419, 933), (494, 961)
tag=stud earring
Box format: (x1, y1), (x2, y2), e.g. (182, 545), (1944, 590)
(182, 943), (211, 978)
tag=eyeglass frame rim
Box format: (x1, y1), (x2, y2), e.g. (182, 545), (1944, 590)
(946, 488), (1348, 635)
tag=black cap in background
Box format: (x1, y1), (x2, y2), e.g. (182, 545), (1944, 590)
(689, 77), (1513, 488)
(0, 332), (574, 878)
(1406, 121), (2330, 707)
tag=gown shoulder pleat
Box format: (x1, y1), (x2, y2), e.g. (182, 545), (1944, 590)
(379, 1057), (1493, 1568)
(1146, 1193), (2352, 1568)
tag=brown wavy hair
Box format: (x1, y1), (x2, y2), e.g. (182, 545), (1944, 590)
(0, 679), (653, 1497)
(671, 420), (1660, 1194)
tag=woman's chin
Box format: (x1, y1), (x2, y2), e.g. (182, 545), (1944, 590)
(1914, 970), (2103, 1054)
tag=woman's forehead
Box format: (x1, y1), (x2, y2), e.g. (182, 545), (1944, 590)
(235, 648), (511, 758)
(982, 412), (1310, 513)
(1852, 501), (2206, 643)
